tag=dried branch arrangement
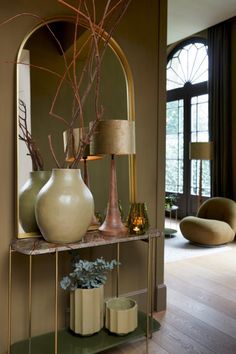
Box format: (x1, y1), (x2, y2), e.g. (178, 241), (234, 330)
(3, 0), (132, 169)
(53, 0), (132, 168)
(18, 99), (44, 171)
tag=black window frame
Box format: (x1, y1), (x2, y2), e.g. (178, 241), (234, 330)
(166, 37), (209, 217)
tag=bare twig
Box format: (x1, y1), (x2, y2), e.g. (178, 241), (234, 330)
(18, 99), (44, 171)
(48, 135), (61, 168)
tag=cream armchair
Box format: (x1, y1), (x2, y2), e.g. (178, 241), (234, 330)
(180, 197), (236, 246)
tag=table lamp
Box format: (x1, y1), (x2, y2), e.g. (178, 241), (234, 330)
(63, 127), (102, 229)
(189, 141), (213, 210)
(90, 120), (136, 237)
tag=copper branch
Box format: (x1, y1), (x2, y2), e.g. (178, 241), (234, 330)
(18, 99), (44, 171)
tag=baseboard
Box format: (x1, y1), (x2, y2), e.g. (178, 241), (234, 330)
(154, 283), (167, 312)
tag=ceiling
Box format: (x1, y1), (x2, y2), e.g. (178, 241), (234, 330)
(168, 0), (236, 44)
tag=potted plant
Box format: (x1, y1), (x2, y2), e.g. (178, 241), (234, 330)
(60, 256), (119, 336)
(165, 194), (177, 210)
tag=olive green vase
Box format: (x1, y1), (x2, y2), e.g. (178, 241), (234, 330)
(35, 169), (94, 243)
(19, 171), (51, 233)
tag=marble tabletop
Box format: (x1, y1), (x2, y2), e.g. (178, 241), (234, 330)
(11, 228), (160, 255)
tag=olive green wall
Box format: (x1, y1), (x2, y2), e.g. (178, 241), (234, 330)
(231, 19), (236, 200)
(0, 0), (167, 351)
(26, 26), (129, 218)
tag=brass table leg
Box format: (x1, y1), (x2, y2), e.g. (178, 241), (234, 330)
(55, 250), (59, 354)
(8, 246), (12, 354)
(150, 236), (154, 337)
(146, 234), (154, 353)
(116, 243), (120, 297)
(28, 255), (32, 354)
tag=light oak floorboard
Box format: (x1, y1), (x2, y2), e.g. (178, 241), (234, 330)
(165, 260), (236, 303)
(167, 258), (236, 290)
(165, 273), (236, 320)
(155, 304), (236, 354)
(167, 287), (236, 338)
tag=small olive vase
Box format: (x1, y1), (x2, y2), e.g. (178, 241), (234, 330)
(19, 171), (51, 233)
(35, 169), (94, 243)
(70, 286), (104, 335)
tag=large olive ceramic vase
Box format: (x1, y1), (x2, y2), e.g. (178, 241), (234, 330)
(70, 285), (104, 335)
(35, 169), (94, 243)
(19, 171), (51, 233)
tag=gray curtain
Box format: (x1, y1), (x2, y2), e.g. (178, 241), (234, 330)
(208, 20), (233, 198)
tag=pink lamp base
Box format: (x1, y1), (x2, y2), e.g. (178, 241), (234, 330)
(99, 214), (128, 237)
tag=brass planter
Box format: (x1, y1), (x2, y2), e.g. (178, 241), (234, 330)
(70, 285), (104, 336)
(105, 297), (137, 335)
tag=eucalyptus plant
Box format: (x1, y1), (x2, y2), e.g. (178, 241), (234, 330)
(60, 256), (119, 290)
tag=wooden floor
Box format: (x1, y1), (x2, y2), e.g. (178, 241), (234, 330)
(106, 241), (236, 354)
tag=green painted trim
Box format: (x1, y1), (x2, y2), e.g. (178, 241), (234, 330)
(11, 312), (160, 354)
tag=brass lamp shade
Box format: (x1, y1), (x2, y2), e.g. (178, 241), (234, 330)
(63, 127), (102, 162)
(89, 119), (136, 237)
(189, 142), (213, 160)
(189, 141), (214, 211)
(89, 120), (136, 155)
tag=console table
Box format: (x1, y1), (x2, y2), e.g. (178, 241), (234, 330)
(8, 229), (161, 354)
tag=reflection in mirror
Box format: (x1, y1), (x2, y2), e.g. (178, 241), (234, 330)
(17, 19), (134, 238)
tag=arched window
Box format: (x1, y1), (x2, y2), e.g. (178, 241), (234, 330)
(167, 41), (208, 90)
(166, 38), (209, 217)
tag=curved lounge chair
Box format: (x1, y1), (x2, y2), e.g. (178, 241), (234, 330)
(179, 197), (236, 246)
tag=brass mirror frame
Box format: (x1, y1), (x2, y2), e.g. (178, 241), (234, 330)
(16, 16), (136, 239)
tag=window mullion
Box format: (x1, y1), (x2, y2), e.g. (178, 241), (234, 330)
(184, 91), (191, 214)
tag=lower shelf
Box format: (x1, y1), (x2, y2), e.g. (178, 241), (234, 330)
(11, 312), (161, 354)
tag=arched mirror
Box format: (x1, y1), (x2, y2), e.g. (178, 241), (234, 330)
(16, 17), (136, 239)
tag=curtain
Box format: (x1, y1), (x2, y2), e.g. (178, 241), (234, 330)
(208, 21), (233, 198)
